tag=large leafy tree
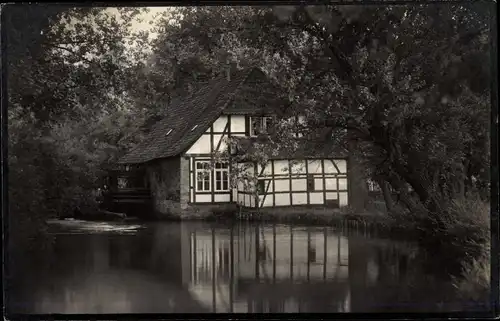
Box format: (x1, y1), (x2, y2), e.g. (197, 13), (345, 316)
(3, 5), (149, 257)
(149, 4), (491, 222)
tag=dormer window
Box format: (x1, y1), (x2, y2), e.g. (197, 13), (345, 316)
(250, 116), (274, 137)
(166, 129), (173, 136)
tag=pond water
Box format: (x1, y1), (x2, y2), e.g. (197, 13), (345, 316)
(6, 220), (491, 314)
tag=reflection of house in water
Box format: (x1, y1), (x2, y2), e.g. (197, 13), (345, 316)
(181, 225), (351, 313)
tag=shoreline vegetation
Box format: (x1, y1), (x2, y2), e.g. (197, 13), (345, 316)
(46, 193), (491, 305)
(152, 194), (491, 303)
(5, 4), (492, 312)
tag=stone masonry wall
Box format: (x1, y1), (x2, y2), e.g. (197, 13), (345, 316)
(146, 157), (180, 216)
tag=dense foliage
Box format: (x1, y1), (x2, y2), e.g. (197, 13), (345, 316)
(4, 5), (150, 257)
(148, 4), (492, 219)
(3, 4), (493, 288)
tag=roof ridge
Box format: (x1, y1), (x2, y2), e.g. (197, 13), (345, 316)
(117, 67), (267, 164)
(175, 68), (254, 156)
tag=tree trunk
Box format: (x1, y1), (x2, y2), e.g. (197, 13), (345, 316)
(380, 181), (394, 213)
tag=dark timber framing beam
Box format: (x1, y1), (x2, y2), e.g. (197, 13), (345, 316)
(212, 227), (216, 312)
(193, 231), (198, 284)
(260, 179), (272, 208)
(307, 229), (311, 282)
(272, 224), (276, 282)
(271, 160), (276, 206)
(323, 228), (327, 280)
(215, 121), (229, 152)
(330, 159), (342, 174)
(188, 156), (193, 203)
(290, 225), (294, 280)
(254, 162), (258, 208)
(210, 125), (214, 203)
(305, 159), (310, 205)
(322, 159), (327, 205)
(228, 116), (233, 203)
(288, 160), (293, 206)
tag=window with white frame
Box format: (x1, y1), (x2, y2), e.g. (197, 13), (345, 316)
(214, 162), (230, 191)
(196, 161), (211, 192)
(250, 116), (274, 136)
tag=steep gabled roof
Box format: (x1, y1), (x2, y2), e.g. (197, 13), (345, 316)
(118, 68), (264, 164)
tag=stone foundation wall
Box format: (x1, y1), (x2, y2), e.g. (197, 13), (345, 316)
(157, 202), (239, 220)
(146, 157), (181, 216)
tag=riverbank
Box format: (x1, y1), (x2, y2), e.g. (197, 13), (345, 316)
(155, 199), (490, 294)
(156, 205), (423, 241)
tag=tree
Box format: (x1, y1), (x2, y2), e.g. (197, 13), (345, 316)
(3, 4), (150, 256)
(150, 4), (491, 222)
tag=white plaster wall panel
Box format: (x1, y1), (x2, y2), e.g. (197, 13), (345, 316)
(274, 160), (289, 175)
(214, 194), (231, 202)
(185, 134), (211, 154)
(274, 180), (289, 192)
(230, 115), (246, 133)
(237, 179), (244, 191)
(232, 188), (237, 201)
(231, 133), (245, 138)
(265, 181), (273, 193)
(309, 192), (324, 204)
(267, 264), (290, 279)
(261, 162), (272, 176)
(244, 163), (255, 176)
(263, 195), (273, 207)
(275, 193), (291, 206)
(190, 189), (193, 202)
(307, 160), (323, 174)
(290, 160), (306, 175)
(190, 170), (194, 189)
(325, 178), (338, 190)
(308, 265), (325, 279)
(291, 179), (307, 191)
(326, 192), (338, 200)
(314, 179), (324, 190)
(338, 178), (348, 190)
(258, 195), (264, 207)
(323, 160), (337, 174)
(339, 192), (348, 206)
(249, 195), (255, 208)
(213, 134), (227, 152)
(334, 159), (347, 173)
(274, 235), (291, 261)
(292, 192), (307, 205)
(195, 194), (212, 203)
(213, 115), (228, 132)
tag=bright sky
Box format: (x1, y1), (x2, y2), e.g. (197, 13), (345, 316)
(107, 7), (174, 41)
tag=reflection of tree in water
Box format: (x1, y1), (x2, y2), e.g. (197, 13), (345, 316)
(351, 240), (468, 312)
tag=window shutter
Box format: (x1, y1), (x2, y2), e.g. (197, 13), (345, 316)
(245, 116), (250, 136)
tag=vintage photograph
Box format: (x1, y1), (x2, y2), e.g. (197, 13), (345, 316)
(2, 2), (495, 316)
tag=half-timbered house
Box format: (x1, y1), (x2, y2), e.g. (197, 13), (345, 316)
(117, 67), (355, 218)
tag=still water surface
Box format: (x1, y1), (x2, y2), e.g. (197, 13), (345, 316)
(8, 220), (489, 314)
